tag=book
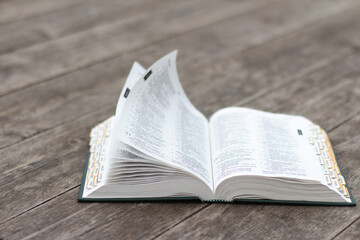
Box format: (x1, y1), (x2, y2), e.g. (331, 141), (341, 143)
(78, 50), (355, 205)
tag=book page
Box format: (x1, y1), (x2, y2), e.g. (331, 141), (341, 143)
(115, 61), (146, 117)
(112, 51), (213, 188)
(209, 107), (321, 188)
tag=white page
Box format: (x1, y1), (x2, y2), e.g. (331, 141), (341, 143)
(115, 61), (146, 117)
(113, 51), (212, 188)
(210, 107), (322, 188)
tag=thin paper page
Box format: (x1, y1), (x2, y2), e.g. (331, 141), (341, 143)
(115, 61), (146, 117)
(210, 107), (321, 188)
(113, 51), (212, 187)
(104, 62), (147, 182)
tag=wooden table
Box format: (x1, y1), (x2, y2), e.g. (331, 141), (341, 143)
(1, 0), (359, 239)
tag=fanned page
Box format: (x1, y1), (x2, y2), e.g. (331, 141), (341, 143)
(81, 62), (146, 196)
(112, 51), (213, 189)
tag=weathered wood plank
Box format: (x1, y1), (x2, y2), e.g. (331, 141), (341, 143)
(186, 12), (360, 116)
(0, 0), (275, 96)
(0, 0), (89, 26)
(245, 60), (360, 129)
(1, 1), (360, 238)
(0, 0), (357, 96)
(156, 59), (360, 240)
(0, 0), (183, 55)
(1, 0), (358, 150)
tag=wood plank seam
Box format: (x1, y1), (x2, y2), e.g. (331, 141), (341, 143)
(331, 216), (360, 239)
(232, 49), (360, 108)
(0, 104), (114, 157)
(0, 185), (79, 226)
(149, 204), (211, 240)
(327, 110), (360, 133)
(0, 0), (197, 56)
(152, 203), (256, 240)
(20, 191), (94, 240)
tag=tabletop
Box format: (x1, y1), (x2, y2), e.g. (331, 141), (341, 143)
(1, 0), (360, 239)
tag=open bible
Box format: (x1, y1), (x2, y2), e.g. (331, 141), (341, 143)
(79, 51), (355, 205)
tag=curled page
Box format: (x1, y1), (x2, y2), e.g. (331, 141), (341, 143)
(115, 61), (146, 117)
(113, 51), (213, 188)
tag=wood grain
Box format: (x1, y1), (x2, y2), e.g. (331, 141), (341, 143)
(334, 217), (360, 239)
(0, 0), (274, 96)
(184, 4), (360, 117)
(1, 0), (358, 150)
(0, 107), (113, 221)
(0, 0), (356, 96)
(0, 0), (90, 26)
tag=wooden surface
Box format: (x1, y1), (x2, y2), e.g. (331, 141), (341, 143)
(1, 0), (359, 239)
